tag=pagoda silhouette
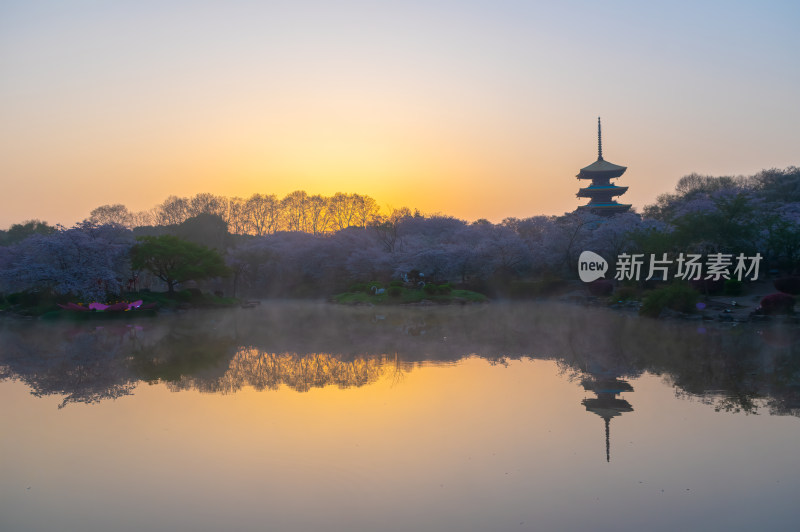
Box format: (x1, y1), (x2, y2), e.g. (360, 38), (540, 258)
(576, 117), (631, 215)
(581, 376), (634, 462)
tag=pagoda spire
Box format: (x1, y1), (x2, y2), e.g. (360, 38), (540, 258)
(598, 116), (603, 161)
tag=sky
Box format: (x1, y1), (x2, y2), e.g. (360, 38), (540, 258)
(1, 0), (799, 228)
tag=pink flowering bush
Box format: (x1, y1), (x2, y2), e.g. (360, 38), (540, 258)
(759, 293), (795, 315)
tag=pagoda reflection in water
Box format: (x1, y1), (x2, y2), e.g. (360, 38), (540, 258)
(581, 376), (634, 462)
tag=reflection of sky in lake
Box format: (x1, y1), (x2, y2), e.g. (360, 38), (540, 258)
(1, 302), (799, 531)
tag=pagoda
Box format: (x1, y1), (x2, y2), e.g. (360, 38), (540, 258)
(576, 118), (631, 215)
(581, 377), (634, 462)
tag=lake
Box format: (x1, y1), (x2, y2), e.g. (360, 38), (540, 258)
(1, 302), (799, 531)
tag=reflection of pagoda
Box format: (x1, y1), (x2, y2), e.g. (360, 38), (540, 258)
(576, 118), (631, 216)
(581, 377), (634, 462)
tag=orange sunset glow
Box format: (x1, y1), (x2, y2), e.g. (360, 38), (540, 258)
(1, 1), (799, 227)
(3, 4), (800, 530)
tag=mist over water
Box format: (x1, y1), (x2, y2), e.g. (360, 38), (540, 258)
(2, 302), (799, 531)
(3, 302), (798, 412)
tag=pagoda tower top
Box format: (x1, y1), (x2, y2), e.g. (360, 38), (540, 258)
(598, 116), (603, 160)
(577, 118), (627, 180)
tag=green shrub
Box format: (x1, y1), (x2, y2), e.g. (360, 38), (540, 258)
(388, 286), (403, 297)
(347, 282), (381, 294)
(7, 291), (42, 307)
(348, 283), (367, 293)
(170, 288), (206, 302)
(389, 280), (404, 288)
(4, 290), (70, 316)
(611, 286), (639, 301)
(423, 283), (437, 295)
(724, 279), (743, 296)
(640, 283), (699, 318)
(437, 283), (452, 295)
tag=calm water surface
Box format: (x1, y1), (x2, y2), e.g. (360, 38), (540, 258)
(1, 302), (799, 531)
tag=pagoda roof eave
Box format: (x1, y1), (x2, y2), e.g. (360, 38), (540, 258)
(577, 158), (627, 179)
(577, 186), (629, 198)
(577, 185), (629, 191)
(577, 170), (626, 180)
(577, 203), (632, 210)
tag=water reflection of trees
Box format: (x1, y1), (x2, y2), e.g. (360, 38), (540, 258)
(0, 322), (138, 408)
(550, 307), (800, 417)
(167, 350), (395, 394)
(1, 302), (798, 416)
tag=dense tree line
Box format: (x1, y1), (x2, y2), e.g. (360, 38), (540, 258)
(84, 190), (381, 236)
(639, 166), (800, 270)
(0, 209), (662, 299)
(1, 167), (798, 301)
(0, 219), (56, 246)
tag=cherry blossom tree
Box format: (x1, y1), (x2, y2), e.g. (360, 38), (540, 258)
(0, 224), (133, 299)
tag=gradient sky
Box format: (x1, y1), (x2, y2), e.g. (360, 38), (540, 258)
(1, 0), (798, 228)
